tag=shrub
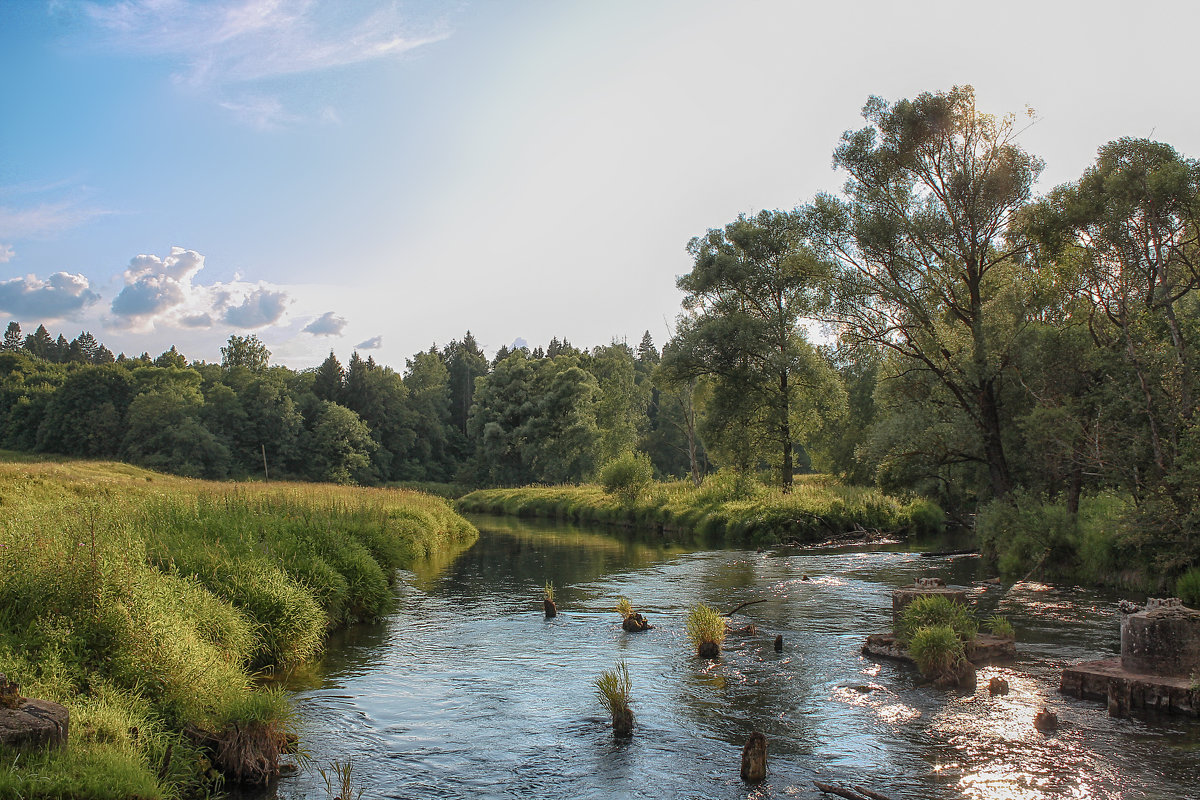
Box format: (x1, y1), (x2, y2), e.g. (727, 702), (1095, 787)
(983, 614), (1016, 639)
(897, 594), (977, 644)
(685, 604), (726, 647)
(599, 451), (654, 504)
(1177, 568), (1200, 608)
(907, 624), (965, 678)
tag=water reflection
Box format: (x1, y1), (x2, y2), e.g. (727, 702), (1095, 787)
(267, 516), (1200, 800)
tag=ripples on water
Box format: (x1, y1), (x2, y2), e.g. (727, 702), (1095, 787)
(265, 516), (1200, 800)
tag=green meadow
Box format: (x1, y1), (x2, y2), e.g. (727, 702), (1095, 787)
(0, 452), (476, 799)
(457, 472), (943, 546)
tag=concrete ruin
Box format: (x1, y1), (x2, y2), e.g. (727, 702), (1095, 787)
(863, 578), (1016, 676)
(1061, 597), (1200, 717)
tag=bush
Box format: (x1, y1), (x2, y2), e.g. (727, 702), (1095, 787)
(1177, 568), (1200, 607)
(897, 594), (977, 644)
(599, 451), (655, 504)
(907, 624), (965, 678)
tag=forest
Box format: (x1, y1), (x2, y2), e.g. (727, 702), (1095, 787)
(3, 87), (1198, 590)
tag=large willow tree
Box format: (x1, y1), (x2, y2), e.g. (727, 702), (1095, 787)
(805, 86), (1043, 500)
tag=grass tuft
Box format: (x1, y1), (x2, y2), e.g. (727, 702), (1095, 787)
(594, 662), (632, 716)
(685, 604), (726, 648)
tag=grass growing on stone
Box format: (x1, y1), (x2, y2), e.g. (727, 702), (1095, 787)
(896, 595), (978, 645)
(907, 625), (966, 678)
(0, 452), (477, 798)
(457, 472), (942, 546)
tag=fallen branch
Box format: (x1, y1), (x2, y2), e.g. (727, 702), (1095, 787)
(813, 782), (894, 800)
(723, 598), (768, 616)
(919, 548), (979, 558)
(814, 782), (869, 800)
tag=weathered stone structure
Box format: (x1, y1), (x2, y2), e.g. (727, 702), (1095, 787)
(1061, 597), (1200, 717)
(891, 577), (968, 627)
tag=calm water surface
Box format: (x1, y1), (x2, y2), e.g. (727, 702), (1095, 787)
(268, 515), (1200, 800)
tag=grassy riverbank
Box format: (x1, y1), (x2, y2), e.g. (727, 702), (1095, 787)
(457, 474), (943, 545)
(0, 452), (477, 799)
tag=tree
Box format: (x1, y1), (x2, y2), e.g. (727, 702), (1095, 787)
(303, 401), (377, 484)
(443, 332), (489, 436)
(312, 351), (345, 402)
(805, 86), (1043, 500)
(1026, 137), (1200, 484)
(2, 322), (21, 352)
(661, 209), (833, 491)
(24, 325), (54, 360)
(221, 334), (270, 372)
(154, 345), (187, 369)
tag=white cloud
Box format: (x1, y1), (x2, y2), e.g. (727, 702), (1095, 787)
(355, 335), (382, 350)
(222, 287), (290, 328)
(0, 199), (110, 240)
(108, 246), (291, 331)
(0, 272), (101, 319)
(0, 244), (13, 263)
(79, 0), (452, 124)
(303, 311), (347, 336)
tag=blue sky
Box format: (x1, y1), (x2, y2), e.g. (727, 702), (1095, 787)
(2, 0), (1199, 368)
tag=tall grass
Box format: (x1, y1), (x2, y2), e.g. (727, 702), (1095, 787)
(685, 604), (727, 649)
(457, 472), (942, 546)
(0, 452), (477, 797)
(896, 594), (977, 645)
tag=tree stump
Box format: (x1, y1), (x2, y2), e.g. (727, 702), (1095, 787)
(0, 698), (69, 750)
(622, 613), (651, 632)
(544, 599), (557, 617)
(740, 731), (767, 782)
(698, 641), (720, 659)
(612, 708), (634, 738)
(774, 634), (783, 652)
(988, 677), (1010, 695)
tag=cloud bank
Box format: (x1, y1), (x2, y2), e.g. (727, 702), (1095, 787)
(0, 272), (100, 319)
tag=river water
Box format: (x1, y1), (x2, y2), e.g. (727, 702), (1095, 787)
(268, 515), (1200, 800)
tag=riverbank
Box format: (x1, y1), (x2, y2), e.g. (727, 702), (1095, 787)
(456, 475), (943, 545)
(0, 452), (477, 799)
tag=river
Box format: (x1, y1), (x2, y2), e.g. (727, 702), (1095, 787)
(266, 514), (1200, 799)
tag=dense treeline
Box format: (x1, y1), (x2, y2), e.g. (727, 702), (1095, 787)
(3, 85), (1198, 590)
(0, 326), (708, 487)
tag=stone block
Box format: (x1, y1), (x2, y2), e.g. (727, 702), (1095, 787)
(1120, 599), (1200, 677)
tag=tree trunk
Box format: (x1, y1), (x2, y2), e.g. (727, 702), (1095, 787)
(780, 370), (793, 493)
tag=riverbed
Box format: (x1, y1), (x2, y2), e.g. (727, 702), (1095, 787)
(268, 515), (1200, 799)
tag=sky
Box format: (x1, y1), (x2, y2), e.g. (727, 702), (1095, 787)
(2, 0), (1199, 369)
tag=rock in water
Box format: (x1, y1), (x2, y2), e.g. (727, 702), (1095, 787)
(988, 677), (1010, 695)
(0, 698), (69, 749)
(740, 731), (767, 782)
(1033, 708), (1058, 732)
